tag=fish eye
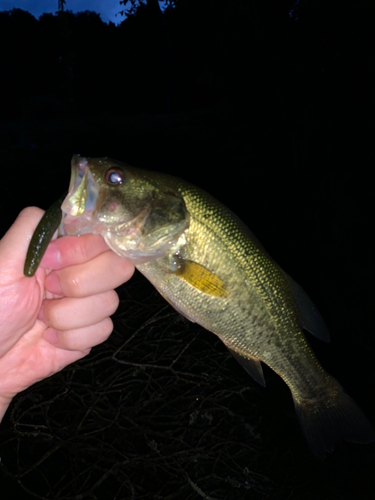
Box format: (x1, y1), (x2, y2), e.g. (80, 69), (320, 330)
(105, 168), (123, 186)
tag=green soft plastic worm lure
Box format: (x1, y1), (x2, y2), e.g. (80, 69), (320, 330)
(23, 192), (66, 277)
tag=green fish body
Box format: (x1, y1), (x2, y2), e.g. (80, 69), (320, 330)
(26, 155), (375, 458)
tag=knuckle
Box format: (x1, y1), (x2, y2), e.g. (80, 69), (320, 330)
(75, 236), (91, 261)
(63, 272), (83, 297)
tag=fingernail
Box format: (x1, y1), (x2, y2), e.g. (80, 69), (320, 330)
(45, 273), (63, 295)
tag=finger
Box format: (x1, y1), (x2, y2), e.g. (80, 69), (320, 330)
(45, 250), (135, 297)
(41, 291), (120, 331)
(43, 317), (114, 351)
(40, 233), (110, 270)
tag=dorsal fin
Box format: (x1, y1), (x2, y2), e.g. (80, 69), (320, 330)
(283, 271), (330, 342)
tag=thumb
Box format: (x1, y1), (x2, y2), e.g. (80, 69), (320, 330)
(0, 207), (45, 280)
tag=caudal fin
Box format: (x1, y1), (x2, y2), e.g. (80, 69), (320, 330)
(293, 381), (375, 459)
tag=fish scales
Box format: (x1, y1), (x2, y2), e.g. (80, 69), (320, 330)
(138, 181), (326, 396)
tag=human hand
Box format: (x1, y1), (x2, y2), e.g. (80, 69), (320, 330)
(0, 207), (134, 420)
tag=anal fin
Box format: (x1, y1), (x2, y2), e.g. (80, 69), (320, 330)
(227, 348), (266, 387)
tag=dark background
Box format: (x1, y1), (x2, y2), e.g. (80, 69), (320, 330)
(0, 0), (374, 498)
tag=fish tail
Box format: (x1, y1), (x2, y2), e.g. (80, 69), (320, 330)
(292, 378), (375, 459)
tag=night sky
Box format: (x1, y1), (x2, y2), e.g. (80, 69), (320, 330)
(1, 0), (131, 24)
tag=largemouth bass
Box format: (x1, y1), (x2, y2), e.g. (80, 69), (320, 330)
(25, 155), (374, 458)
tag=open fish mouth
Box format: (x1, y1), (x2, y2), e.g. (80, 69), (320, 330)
(59, 155), (101, 236)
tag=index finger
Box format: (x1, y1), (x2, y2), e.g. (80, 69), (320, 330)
(40, 234), (110, 270)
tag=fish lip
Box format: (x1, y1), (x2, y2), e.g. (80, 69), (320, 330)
(60, 156), (100, 235)
(68, 155), (89, 193)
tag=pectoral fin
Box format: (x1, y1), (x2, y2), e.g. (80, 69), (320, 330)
(173, 258), (229, 298)
(226, 348), (266, 387)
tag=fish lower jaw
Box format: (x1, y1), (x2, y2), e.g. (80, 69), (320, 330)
(104, 236), (180, 264)
(103, 229), (188, 264)
(60, 214), (106, 237)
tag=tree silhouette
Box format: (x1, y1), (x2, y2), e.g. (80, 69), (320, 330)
(58, 0), (66, 11)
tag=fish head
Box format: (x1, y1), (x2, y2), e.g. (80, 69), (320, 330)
(60, 155), (190, 262)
